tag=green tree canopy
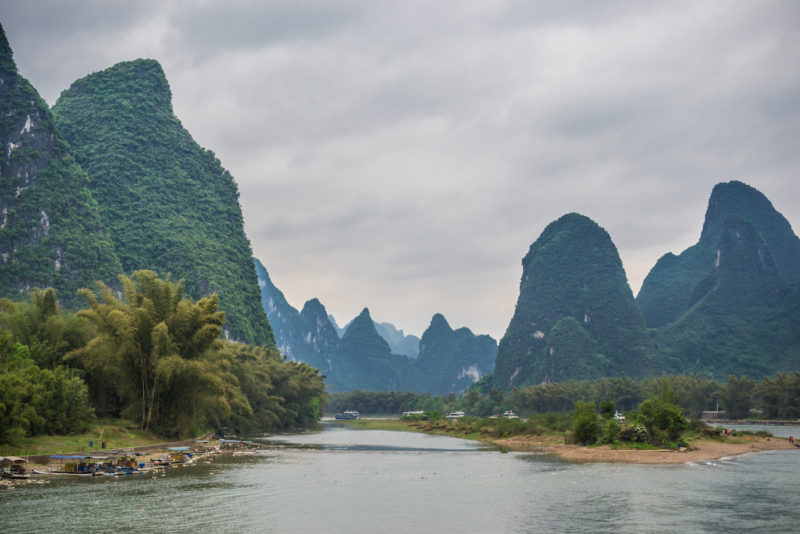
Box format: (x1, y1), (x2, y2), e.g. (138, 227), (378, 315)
(70, 270), (225, 435)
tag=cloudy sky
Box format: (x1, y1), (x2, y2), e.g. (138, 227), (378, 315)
(3, 1), (799, 339)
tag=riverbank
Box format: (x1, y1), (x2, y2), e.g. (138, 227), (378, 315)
(338, 418), (799, 464)
(494, 434), (797, 463)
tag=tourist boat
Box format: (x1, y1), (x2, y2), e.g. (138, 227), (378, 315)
(447, 411), (465, 419)
(502, 410), (519, 419)
(0, 456), (30, 479)
(402, 410), (424, 417)
(35, 455), (99, 476)
(335, 410), (360, 420)
(613, 411), (626, 424)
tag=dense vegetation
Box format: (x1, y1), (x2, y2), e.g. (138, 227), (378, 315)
(0, 276), (325, 446)
(492, 213), (655, 389)
(639, 182), (800, 378)
(650, 216), (800, 378)
(327, 372), (800, 423)
(0, 23), (122, 305)
(52, 59), (273, 346)
(638, 181), (800, 328)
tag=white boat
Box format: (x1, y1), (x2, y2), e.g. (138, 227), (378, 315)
(502, 410), (519, 419)
(613, 411), (626, 424)
(335, 410), (360, 420)
(447, 411), (465, 419)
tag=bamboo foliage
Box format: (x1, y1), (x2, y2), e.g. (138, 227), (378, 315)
(71, 270), (224, 434)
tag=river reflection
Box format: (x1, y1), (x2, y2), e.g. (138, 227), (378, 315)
(3, 423), (799, 534)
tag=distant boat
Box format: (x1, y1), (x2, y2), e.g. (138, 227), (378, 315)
(335, 410), (360, 420)
(402, 410), (424, 417)
(447, 411), (465, 419)
(614, 411), (626, 424)
(502, 410), (519, 419)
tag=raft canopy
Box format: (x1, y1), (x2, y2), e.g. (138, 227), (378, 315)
(0, 456), (28, 463)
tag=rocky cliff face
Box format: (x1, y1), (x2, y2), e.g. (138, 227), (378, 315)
(52, 59), (273, 346)
(493, 213), (654, 388)
(0, 23), (121, 304)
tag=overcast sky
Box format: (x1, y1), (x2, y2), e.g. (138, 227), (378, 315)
(3, 1), (799, 339)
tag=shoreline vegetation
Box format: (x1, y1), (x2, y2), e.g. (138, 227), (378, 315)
(336, 418), (798, 464)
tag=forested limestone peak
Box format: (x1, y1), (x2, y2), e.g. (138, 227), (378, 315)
(691, 216), (785, 305)
(492, 212), (653, 388)
(342, 307), (388, 350)
(637, 181), (800, 328)
(61, 59), (173, 115)
(0, 25), (122, 306)
(53, 58), (274, 346)
(1, 23), (16, 72)
(301, 298), (328, 319)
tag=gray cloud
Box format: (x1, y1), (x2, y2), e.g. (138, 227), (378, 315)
(2, 0), (798, 339)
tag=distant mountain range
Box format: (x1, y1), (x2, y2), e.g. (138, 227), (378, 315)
(255, 259), (496, 393)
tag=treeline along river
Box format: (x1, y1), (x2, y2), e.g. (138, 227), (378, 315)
(3, 424), (800, 533)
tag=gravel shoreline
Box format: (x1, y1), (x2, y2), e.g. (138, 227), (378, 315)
(494, 435), (798, 463)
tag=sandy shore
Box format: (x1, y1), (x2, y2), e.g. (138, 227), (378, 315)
(493, 435), (798, 464)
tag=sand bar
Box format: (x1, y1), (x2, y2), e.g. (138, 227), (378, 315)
(494, 435), (798, 464)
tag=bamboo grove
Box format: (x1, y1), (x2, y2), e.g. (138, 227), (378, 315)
(0, 271), (325, 445)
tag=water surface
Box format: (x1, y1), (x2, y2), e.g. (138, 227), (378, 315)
(3, 423), (798, 533)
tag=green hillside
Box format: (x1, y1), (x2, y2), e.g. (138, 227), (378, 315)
(637, 181), (800, 328)
(0, 23), (122, 304)
(493, 213), (655, 388)
(52, 59), (273, 346)
(652, 216), (800, 377)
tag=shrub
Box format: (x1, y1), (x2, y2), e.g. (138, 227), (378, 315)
(619, 424), (648, 443)
(573, 401), (600, 444)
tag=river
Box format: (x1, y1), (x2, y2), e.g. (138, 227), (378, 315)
(3, 423), (799, 533)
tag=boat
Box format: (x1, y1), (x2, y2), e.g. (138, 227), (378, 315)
(402, 410), (424, 417)
(447, 411), (465, 419)
(613, 411), (626, 424)
(335, 410), (360, 420)
(1, 456), (30, 479)
(502, 410), (519, 419)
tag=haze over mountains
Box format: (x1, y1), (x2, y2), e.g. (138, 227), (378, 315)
(1, 22), (797, 394)
(256, 258), (497, 393)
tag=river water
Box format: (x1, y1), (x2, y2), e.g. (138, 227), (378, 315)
(3, 423), (799, 533)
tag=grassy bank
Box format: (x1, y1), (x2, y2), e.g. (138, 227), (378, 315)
(0, 418), (166, 457)
(335, 417), (563, 444)
(336, 416), (772, 450)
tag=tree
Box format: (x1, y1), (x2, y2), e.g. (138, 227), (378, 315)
(70, 271), (226, 435)
(599, 399), (615, 419)
(0, 334), (94, 445)
(0, 288), (93, 369)
(757, 372), (800, 419)
(637, 398), (686, 445)
(573, 400), (600, 444)
(718, 375), (754, 419)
